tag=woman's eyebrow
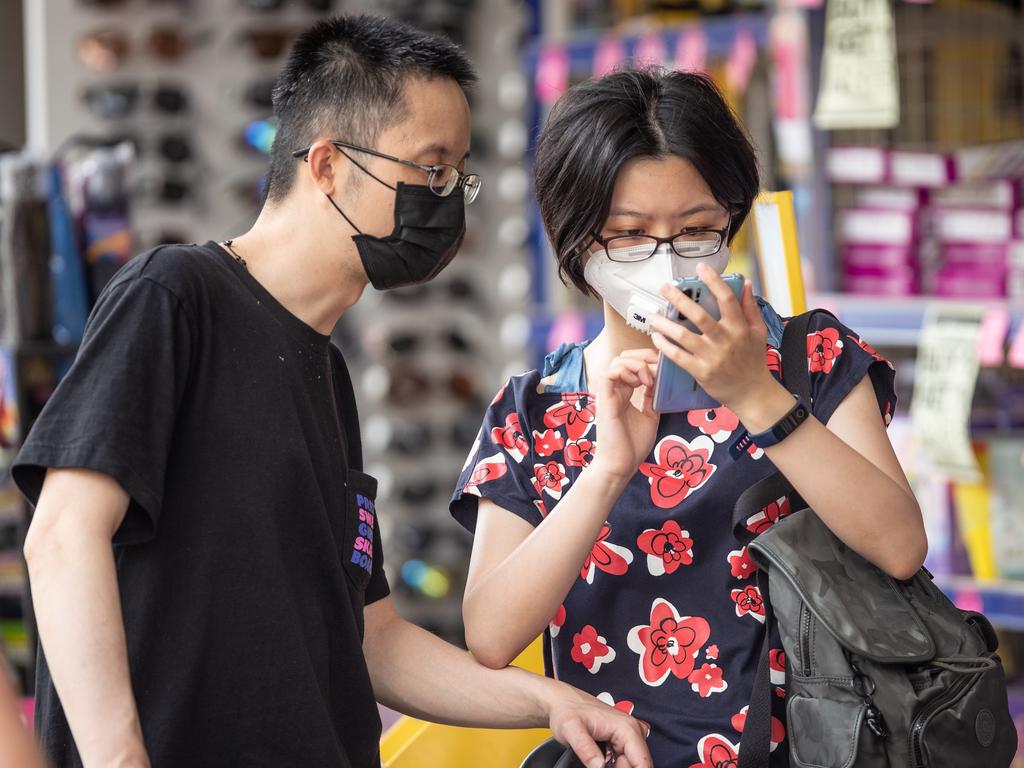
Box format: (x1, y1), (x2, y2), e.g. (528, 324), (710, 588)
(607, 203), (725, 218)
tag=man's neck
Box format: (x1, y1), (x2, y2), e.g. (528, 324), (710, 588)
(224, 202), (367, 336)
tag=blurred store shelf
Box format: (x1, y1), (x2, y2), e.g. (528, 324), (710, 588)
(936, 576), (1024, 632)
(811, 292), (1024, 347)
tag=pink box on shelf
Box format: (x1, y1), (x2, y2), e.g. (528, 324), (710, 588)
(827, 146), (888, 185)
(843, 265), (920, 296)
(843, 243), (919, 270)
(939, 242), (1011, 270)
(840, 208), (917, 246)
(1016, 209), (1024, 238)
(929, 207), (1014, 244)
(889, 150), (956, 188)
(931, 180), (1021, 210)
(932, 264), (1006, 298)
(855, 186), (927, 211)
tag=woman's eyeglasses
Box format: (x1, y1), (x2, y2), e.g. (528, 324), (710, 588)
(592, 223), (732, 262)
(291, 139), (482, 205)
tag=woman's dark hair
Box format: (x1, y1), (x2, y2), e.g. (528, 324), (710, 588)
(533, 67), (760, 296)
(264, 14), (476, 204)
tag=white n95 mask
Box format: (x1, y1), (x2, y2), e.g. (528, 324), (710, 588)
(583, 240), (731, 334)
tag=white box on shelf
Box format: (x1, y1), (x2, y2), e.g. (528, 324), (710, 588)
(931, 180), (1020, 211)
(855, 186), (926, 211)
(827, 146), (888, 185)
(930, 208), (1014, 244)
(840, 207), (916, 245)
(890, 150), (955, 188)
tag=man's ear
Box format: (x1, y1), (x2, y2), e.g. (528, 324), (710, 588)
(305, 140), (343, 197)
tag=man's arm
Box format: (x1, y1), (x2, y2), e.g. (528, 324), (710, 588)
(363, 596), (651, 768)
(23, 468), (149, 768)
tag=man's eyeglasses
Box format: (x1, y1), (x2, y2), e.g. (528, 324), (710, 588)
(291, 139), (482, 205)
(591, 223), (732, 262)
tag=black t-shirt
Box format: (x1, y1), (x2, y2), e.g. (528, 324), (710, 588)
(13, 242), (390, 768)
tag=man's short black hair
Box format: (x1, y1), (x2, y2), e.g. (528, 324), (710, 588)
(264, 14), (476, 203)
(533, 67), (761, 297)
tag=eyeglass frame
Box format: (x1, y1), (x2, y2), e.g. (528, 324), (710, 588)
(590, 220), (733, 262)
(291, 139), (481, 204)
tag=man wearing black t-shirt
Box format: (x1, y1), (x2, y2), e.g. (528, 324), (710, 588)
(14, 15), (652, 768)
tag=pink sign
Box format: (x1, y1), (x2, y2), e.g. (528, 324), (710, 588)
(977, 307), (1010, 366)
(536, 46), (570, 105)
(635, 34), (667, 67)
(675, 27), (707, 73)
(1009, 319), (1024, 369)
(726, 30), (758, 95)
(593, 37), (627, 78)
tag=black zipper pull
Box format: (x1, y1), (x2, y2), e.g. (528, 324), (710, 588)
(865, 704), (889, 739)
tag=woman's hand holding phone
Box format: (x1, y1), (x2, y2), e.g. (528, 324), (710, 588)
(590, 348), (661, 482)
(649, 263), (779, 419)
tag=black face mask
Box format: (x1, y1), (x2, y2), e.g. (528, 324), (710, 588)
(327, 182), (466, 291)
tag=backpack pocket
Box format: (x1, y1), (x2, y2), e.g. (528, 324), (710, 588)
(788, 685), (866, 768)
(909, 653), (1017, 768)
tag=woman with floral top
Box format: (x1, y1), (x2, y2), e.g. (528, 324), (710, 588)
(449, 68), (926, 768)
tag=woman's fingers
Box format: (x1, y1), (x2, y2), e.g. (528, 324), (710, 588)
(648, 312), (704, 355)
(695, 263), (742, 326)
(651, 331), (700, 377)
(659, 282), (717, 336)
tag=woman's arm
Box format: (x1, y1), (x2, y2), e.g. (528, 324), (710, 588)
(463, 349), (661, 669)
(465, 474), (627, 668)
(730, 372), (925, 579)
(651, 264), (925, 580)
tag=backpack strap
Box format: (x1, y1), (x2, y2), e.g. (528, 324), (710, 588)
(736, 308), (836, 768)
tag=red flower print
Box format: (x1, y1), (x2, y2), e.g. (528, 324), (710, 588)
(765, 346), (782, 376)
(596, 692), (634, 716)
(639, 435), (717, 509)
(570, 624), (616, 674)
(534, 499), (549, 519)
(727, 547), (757, 580)
(745, 495), (792, 534)
(747, 441), (765, 460)
(627, 598), (711, 687)
(564, 438), (596, 468)
(687, 734), (739, 768)
(490, 412), (529, 463)
(549, 604), (566, 637)
(770, 649), (786, 686)
(732, 585), (766, 623)
(637, 520), (694, 576)
(688, 663), (728, 698)
(543, 392), (597, 442)
(581, 524), (633, 584)
(532, 428), (565, 458)
(532, 461), (569, 500)
(807, 327), (844, 374)
(706, 645), (719, 660)
(687, 407), (740, 444)
(463, 454), (508, 496)
(730, 706), (786, 752)
(847, 333), (892, 369)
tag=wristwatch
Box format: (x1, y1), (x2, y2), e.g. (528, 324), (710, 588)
(728, 395), (810, 459)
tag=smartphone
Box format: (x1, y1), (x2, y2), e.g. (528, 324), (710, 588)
(652, 273), (745, 413)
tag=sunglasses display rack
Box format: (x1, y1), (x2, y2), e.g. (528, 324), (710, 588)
(343, 1), (534, 647)
(16, 0), (532, 651)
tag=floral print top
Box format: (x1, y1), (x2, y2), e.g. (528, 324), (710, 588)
(450, 311), (896, 768)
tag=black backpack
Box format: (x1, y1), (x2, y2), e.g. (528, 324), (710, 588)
(736, 310), (1017, 768)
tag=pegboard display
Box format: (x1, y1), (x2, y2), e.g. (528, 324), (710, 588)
(21, 0), (535, 647)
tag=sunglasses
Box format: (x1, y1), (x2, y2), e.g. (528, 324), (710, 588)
(236, 28), (296, 60)
(385, 368), (482, 409)
(239, 0), (336, 10)
(383, 275), (482, 307)
(77, 26), (213, 73)
(382, 417), (482, 456)
(83, 83), (190, 121)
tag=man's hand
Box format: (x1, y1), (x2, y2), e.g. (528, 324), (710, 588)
(546, 685), (652, 768)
